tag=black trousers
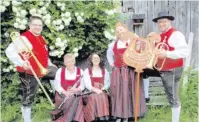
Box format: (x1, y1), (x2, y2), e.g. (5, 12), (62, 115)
(160, 67), (183, 107)
(127, 66), (161, 78)
(142, 67), (183, 107)
(19, 66), (58, 107)
(142, 68), (161, 78)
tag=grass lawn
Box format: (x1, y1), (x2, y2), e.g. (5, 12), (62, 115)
(139, 106), (198, 122)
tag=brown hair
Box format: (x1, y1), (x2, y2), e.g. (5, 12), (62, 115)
(87, 53), (105, 69)
(29, 15), (43, 23)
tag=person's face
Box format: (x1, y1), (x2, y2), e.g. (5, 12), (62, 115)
(157, 18), (171, 32)
(29, 19), (43, 35)
(64, 57), (75, 70)
(116, 25), (127, 40)
(92, 54), (100, 66)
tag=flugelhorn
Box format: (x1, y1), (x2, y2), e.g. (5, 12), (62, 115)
(10, 31), (54, 107)
(10, 32), (49, 76)
(146, 35), (169, 71)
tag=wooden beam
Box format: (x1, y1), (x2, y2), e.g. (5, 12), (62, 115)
(183, 32), (194, 88)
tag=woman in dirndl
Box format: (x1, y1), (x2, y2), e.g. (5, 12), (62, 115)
(52, 53), (85, 122)
(83, 53), (110, 122)
(106, 22), (147, 122)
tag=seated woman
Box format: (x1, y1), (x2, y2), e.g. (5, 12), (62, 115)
(83, 53), (110, 122)
(52, 53), (85, 122)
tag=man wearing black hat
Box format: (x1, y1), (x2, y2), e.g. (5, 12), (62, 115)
(149, 11), (189, 122)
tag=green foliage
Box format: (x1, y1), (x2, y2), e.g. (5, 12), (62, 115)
(1, 103), (21, 122)
(1, 73), (21, 122)
(180, 69), (198, 121)
(31, 102), (52, 122)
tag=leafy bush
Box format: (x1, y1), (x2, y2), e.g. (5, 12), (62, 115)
(180, 69), (198, 121)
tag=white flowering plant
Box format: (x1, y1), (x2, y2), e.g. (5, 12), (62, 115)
(1, 0), (120, 121)
(1, 0), (120, 71)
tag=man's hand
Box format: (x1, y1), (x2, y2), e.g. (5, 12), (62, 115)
(157, 49), (167, 59)
(22, 52), (31, 60)
(22, 61), (31, 70)
(147, 32), (161, 43)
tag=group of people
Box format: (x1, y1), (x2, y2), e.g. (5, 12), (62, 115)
(5, 11), (189, 122)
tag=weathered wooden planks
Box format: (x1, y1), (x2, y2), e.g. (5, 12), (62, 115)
(118, 0), (199, 105)
(120, 0), (198, 68)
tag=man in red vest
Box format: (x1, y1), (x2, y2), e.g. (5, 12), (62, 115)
(5, 15), (57, 122)
(150, 11), (189, 122)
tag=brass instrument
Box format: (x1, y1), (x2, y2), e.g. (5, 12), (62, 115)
(10, 32), (54, 107)
(10, 32), (49, 76)
(146, 33), (169, 71)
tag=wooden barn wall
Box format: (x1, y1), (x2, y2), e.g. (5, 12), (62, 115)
(121, 0), (199, 68)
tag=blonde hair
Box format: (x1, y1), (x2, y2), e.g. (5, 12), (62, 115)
(115, 22), (128, 31)
(64, 53), (75, 62)
(114, 22), (136, 40)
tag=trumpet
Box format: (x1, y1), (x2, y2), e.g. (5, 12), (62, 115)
(146, 36), (169, 71)
(10, 31), (54, 107)
(10, 32), (49, 76)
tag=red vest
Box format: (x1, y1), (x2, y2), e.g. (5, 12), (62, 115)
(113, 41), (128, 67)
(156, 27), (183, 71)
(17, 31), (48, 77)
(89, 68), (105, 89)
(61, 67), (81, 91)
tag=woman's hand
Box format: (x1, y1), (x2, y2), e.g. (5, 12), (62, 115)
(67, 87), (80, 93)
(62, 91), (73, 97)
(92, 87), (103, 94)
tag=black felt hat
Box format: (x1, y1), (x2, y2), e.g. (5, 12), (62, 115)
(153, 11), (175, 22)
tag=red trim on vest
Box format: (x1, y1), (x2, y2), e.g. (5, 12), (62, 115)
(113, 41), (127, 67)
(16, 30), (48, 77)
(156, 27), (183, 70)
(61, 67), (81, 91)
(88, 68), (105, 86)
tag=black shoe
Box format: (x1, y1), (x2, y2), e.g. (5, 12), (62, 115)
(145, 98), (150, 103)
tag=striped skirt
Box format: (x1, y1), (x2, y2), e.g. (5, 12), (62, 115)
(110, 66), (147, 119)
(52, 92), (84, 122)
(83, 92), (109, 122)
